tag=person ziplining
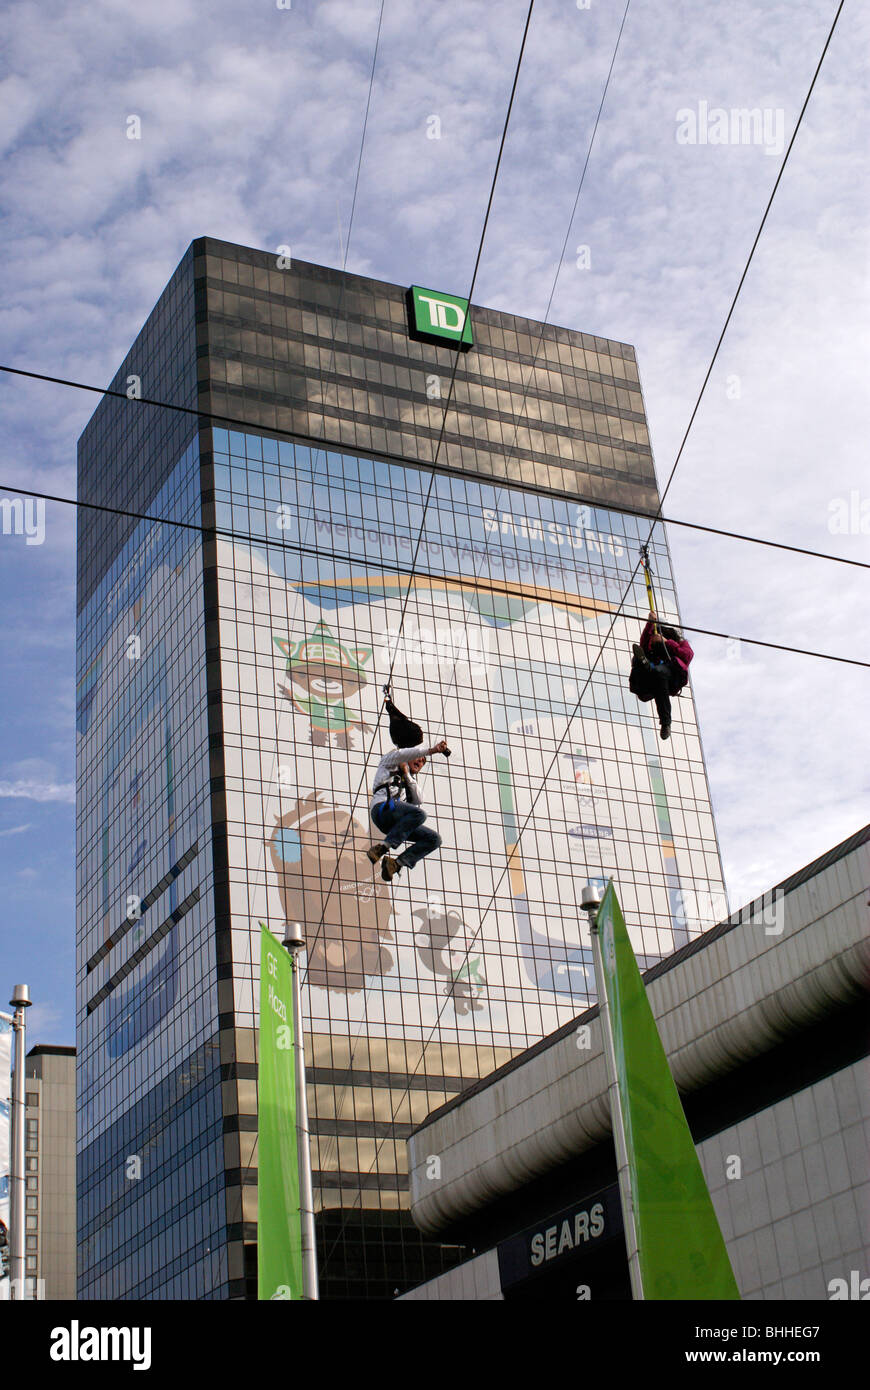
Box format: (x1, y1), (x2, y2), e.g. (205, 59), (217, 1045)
(629, 613), (694, 740)
(367, 690), (451, 884)
(628, 547), (694, 740)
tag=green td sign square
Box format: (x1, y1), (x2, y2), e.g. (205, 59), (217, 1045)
(409, 285), (473, 346)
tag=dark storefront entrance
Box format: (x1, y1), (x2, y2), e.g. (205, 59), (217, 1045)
(497, 1183), (631, 1300)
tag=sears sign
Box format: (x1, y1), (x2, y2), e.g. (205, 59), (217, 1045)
(497, 1184), (622, 1292)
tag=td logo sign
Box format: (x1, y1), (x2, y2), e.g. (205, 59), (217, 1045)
(408, 285), (473, 348)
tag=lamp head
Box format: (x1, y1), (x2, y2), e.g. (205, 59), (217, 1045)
(282, 921), (305, 951)
(581, 885), (601, 913)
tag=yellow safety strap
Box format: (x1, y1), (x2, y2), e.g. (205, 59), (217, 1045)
(641, 547), (660, 634)
(643, 564), (657, 621)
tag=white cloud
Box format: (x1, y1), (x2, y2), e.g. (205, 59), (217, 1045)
(0, 760), (75, 804)
(0, 0), (867, 929)
(0, 782), (75, 804)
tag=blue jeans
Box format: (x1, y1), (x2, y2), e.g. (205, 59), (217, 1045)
(371, 801), (442, 869)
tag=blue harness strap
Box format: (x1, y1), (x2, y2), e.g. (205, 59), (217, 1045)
(372, 770), (406, 828)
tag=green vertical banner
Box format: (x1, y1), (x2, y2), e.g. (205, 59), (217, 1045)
(596, 882), (740, 1299)
(258, 924), (303, 1300)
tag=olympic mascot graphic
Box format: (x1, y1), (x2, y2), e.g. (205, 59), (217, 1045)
(412, 902), (486, 1016)
(268, 792), (394, 993)
(274, 621), (373, 750)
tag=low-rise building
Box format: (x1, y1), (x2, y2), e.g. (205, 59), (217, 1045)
(24, 1045), (76, 1299)
(402, 826), (869, 1300)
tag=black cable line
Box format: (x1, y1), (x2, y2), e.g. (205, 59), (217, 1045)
(301, 0), (538, 1258)
(297, 0), (538, 997)
(1, 463), (865, 573)
(9, 0), (845, 1278)
(296, 0), (538, 1209)
(427, 0), (631, 740)
(673, 622), (865, 667)
(287, 0), (387, 606)
(644, 0), (846, 537)
(310, 0), (852, 1009)
(12, 464), (861, 659)
(342, 0), (385, 275)
(246, 0), (387, 1190)
(317, 0), (850, 1269)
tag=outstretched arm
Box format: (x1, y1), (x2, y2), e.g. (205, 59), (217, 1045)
(380, 740), (447, 770)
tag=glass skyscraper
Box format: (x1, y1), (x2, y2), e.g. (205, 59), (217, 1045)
(76, 239), (726, 1299)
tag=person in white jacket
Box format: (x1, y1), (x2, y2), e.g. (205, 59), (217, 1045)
(367, 738), (449, 882)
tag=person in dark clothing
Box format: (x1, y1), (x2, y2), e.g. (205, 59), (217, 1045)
(629, 613), (694, 740)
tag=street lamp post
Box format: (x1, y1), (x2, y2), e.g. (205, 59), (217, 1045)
(281, 923), (319, 1301)
(8, 984), (32, 1300)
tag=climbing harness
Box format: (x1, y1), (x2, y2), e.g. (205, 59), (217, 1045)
(372, 768), (409, 816)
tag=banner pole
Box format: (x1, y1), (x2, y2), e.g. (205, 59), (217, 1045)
(284, 929), (319, 1301)
(8, 985), (32, 1300)
(582, 888), (644, 1300)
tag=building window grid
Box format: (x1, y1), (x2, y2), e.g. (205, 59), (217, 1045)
(210, 423), (723, 1290)
(77, 253), (722, 1297)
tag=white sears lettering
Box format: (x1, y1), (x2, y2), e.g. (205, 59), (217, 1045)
(528, 1202), (605, 1266)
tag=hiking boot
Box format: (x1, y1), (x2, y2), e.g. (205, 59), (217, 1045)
(660, 721), (671, 740)
(381, 856), (402, 883)
(366, 842), (389, 864)
(632, 643), (650, 669)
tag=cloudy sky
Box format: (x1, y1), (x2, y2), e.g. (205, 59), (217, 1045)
(1, 0), (866, 1044)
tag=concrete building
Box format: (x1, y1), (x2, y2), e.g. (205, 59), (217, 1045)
(402, 825), (870, 1300)
(24, 1045), (76, 1300)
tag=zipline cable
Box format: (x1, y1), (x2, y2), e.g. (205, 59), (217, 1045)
(291, 0), (387, 570)
(297, 0), (538, 993)
(428, 0), (633, 736)
(318, 0), (850, 1272)
(293, 0), (538, 1193)
(643, 0), (846, 540)
(2, 468), (864, 667)
(0, 0), (849, 1270)
(0, 466), (865, 573)
(318, 0), (851, 1026)
(244, 0), (388, 1186)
